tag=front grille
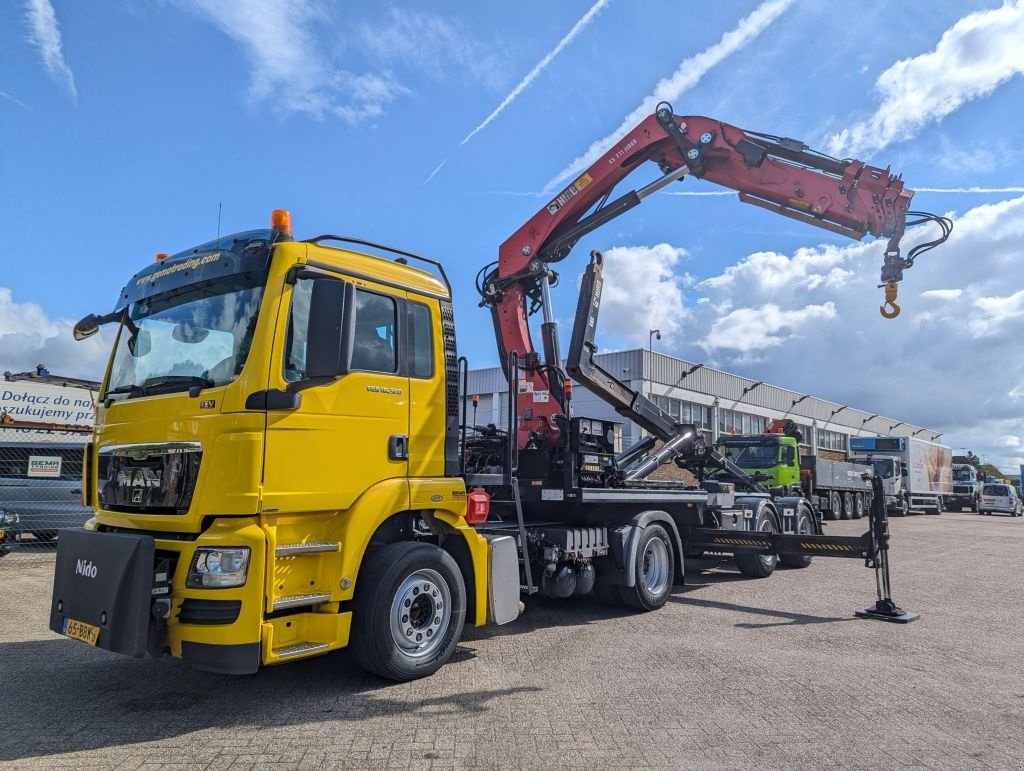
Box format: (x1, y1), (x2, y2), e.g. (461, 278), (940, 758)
(97, 443), (201, 515)
(953, 485), (973, 495)
(178, 599), (242, 625)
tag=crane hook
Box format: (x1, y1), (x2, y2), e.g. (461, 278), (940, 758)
(879, 282), (901, 319)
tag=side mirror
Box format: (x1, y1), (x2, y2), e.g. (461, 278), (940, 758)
(73, 310), (122, 341)
(901, 467), (909, 476)
(302, 278), (353, 382)
(73, 314), (101, 341)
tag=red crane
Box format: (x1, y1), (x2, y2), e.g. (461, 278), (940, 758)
(478, 103), (950, 450)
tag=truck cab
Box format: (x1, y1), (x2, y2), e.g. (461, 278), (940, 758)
(718, 434), (800, 495)
(948, 462), (980, 512)
(49, 216), (514, 680)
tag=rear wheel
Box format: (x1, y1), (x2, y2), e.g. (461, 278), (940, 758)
(841, 492), (854, 520)
(735, 505), (778, 578)
(779, 505), (814, 569)
(853, 493), (865, 520)
(616, 524), (675, 611)
(827, 491), (842, 521)
(351, 541), (466, 682)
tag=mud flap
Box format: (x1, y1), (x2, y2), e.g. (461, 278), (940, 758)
(49, 528), (154, 657)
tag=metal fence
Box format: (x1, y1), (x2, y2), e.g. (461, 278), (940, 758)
(0, 431), (89, 566)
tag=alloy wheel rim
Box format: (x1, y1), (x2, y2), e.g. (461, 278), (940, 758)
(390, 568), (452, 658)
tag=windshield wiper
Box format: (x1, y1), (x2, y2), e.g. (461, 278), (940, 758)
(105, 384), (146, 399)
(141, 375), (216, 397)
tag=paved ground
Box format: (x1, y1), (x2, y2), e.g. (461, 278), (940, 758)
(1, 511), (1023, 769)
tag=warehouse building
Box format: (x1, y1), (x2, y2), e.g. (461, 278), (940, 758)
(464, 348), (943, 459)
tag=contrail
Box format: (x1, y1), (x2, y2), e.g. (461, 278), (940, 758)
(914, 186), (1024, 194)
(664, 190), (734, 197)
(543, 0), (794, 193)
(423, 158), (448, 186)
(460, 0), (612, 146)
(0, 91), (32, 111)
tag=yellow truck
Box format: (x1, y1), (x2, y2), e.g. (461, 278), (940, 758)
(50, 106), (941, 679)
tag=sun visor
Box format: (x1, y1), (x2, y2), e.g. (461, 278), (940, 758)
(114, 229), (275, 311)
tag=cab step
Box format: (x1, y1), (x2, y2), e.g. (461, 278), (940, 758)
(272, 592), (331, 610)
(273, 641), (330, 659)
(275, 541), (339, 557)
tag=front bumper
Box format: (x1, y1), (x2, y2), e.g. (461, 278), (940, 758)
(49, 518), (267, 673)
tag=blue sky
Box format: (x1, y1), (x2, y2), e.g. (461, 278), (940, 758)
(3, 0), (1024, 469)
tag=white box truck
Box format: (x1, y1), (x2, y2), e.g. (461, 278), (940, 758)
(849, 436), (952, 515)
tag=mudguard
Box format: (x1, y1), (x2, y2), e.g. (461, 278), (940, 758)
(49, 528), (154, 657)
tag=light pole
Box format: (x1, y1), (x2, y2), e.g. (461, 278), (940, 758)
(648, 329), (661, 353)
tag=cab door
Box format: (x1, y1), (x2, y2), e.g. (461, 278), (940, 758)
(261, 273), (409, 514)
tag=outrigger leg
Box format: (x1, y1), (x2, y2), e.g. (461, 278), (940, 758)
(855, 475), (920, 623)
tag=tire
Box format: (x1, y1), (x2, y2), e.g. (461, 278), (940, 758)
(616, 524), (675, 611)
(841, 492), (854, 520)
(853, 493), (865, 520)
(779, 505), (814, 569)
(351, 541), (466, 682)
(735, 505), (779, 578)
(827, 491), (842, 521)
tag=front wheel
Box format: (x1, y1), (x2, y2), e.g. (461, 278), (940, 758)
(351, 541), (466, 682)
(616, 524), (675, 611)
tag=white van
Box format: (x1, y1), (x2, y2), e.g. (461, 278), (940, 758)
(979, 484), (1022, 517)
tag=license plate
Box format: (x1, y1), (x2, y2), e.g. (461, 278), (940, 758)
(62, 617), (100, 646)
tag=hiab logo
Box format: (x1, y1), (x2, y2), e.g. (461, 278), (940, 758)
(75, 559), (97, 579)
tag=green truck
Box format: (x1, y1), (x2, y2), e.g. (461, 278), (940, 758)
(719, 428), (873, 521)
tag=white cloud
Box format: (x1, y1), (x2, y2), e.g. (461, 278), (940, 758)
(589, 195), (1024, 471)
(594, 244), (691, 347)
(920, 289), (962, 301)
(358, 8), (509, 92)
(701, 303), (837, 358)
(178, 0), (406, 123)
(460, 0), (612, 146)
(825, 1), (1024, 157)
(24, 0), (77, 101)
(544, 0), (793, 193)
(0, 288), (109, 381)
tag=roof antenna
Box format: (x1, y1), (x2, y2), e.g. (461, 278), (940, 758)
(216, 202), (222, 240)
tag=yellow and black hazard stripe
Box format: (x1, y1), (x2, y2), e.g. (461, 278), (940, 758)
(798, 542), (859, 552)
(710, 537), (766, 548)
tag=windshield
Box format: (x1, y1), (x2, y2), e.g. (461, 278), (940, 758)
(953, 466), (975, 482)
(728, 444), (779, 469)
(983, 485), (1009, 496)
(872, 459), (895, 479)
(107, 271), (266, 398)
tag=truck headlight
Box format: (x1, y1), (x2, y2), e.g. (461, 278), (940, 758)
(0, 510), (18, 525)
(187, 547), (250, 588)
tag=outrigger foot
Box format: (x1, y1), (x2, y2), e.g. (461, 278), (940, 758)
(855, 600), (919, 624)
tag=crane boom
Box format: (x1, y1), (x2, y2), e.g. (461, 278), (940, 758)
(479, 103), (949, 451)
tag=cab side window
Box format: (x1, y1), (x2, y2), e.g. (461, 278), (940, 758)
(283, 278), (314, 382)
(781, 445), (796, 466)
(351, 290), (397, 373)
(408, 302), (433, 379)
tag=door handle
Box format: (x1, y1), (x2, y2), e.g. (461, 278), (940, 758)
(388, 434), (409, 461)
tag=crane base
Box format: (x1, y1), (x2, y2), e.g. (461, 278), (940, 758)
(855, 605), (920, 624)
